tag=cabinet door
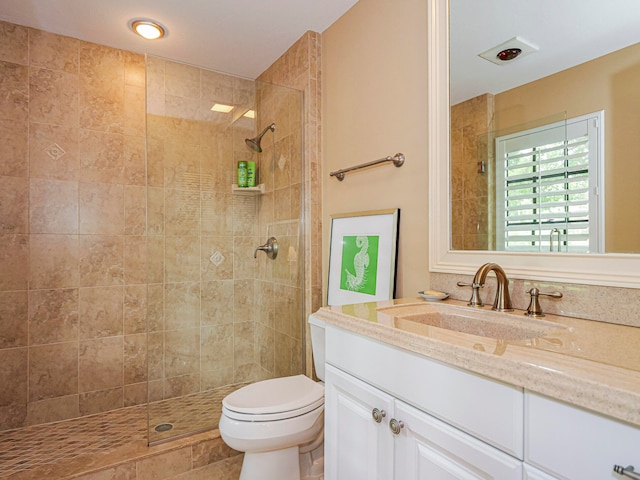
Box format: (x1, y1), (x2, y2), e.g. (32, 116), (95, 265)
(325, 364), (395, 480)
(526, 392), (640, 479)
(394, 400), (523, 480)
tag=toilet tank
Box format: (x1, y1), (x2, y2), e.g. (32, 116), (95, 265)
(308, 315), (326, 381)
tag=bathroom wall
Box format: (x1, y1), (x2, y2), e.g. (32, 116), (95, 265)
(322, 0), (429, 299)
(0, 21), (147, 430)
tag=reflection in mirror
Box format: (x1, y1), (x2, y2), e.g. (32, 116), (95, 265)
(450, 0), (640, 253)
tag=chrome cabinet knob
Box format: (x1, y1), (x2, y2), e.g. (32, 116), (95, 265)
(389, 418), (404, 435)
(372, 408), (386, 423)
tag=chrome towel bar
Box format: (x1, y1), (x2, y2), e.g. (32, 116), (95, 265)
(330, 153), (405, 181)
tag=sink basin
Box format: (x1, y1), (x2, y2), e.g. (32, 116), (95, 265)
(377, 302), (566, 340)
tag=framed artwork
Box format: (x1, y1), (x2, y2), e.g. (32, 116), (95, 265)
(327, 209), (400, 306)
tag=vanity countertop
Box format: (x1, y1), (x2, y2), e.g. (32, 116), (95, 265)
(313, 298), (640, 428)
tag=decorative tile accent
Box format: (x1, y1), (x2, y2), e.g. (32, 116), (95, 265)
(209, 251), (225, 267)
(44, 142), (66, 160)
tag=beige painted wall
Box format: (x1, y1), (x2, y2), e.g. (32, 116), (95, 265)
(322, 0), (430, 301)
(321, 2), (640, 328)
(494, 42), (640, 252)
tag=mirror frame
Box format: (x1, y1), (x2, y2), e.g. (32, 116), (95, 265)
(427, 0), (640, 288)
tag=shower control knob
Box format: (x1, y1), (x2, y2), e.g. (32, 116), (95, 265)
(372, 408), (386, 423)
(389, 418), (404, 436)
(254, 237), (278, 260)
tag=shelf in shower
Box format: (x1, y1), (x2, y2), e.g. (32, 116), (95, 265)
(231, 184), (265, 195)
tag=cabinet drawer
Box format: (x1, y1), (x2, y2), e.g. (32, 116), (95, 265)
(395, 399), (523, 479)
(525, 392), (640, 479)
(326, 325), (524, 458)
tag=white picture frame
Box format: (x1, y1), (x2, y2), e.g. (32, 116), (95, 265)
(327, 209), (400, 306)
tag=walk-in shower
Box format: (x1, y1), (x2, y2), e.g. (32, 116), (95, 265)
(0, 20), (315, 478)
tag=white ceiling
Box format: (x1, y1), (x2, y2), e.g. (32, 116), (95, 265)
(451, 0), (640, 105)
(4, 1), (637, 102)
(0, 0), (358, 79)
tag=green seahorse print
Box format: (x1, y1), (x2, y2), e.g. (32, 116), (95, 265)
(340, 235), (379, 295)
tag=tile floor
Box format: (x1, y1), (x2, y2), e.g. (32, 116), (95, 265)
(148, 384), (244, 443)
(0, 384), (243, 478)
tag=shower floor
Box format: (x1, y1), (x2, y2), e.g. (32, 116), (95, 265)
(148, 383), (245, 443)
(0, 384), (243, 478)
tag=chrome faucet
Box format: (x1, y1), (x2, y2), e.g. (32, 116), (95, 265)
(472, 263), (513, 312)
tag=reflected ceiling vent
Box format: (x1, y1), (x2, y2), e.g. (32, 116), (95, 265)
(479, 36), (539, 65)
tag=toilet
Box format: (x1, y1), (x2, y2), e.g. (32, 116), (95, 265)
(219, 315), (326, 480)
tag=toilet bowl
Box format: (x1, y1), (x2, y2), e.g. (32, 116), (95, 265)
(219, 315), (326, 480)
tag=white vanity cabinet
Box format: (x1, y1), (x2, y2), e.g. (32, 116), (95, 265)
(325, 364), (522, 480)
(324, 325), (524, 480)
(524, 392), (640, 480)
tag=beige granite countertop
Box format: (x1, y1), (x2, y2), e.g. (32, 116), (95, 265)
(313, 298), (640, 428)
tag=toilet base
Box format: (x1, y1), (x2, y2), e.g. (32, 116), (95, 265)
(299, 442), (324, 480)
(240, 446), (301, 480)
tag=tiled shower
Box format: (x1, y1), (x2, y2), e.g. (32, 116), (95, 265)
(0, 17), (309, 455)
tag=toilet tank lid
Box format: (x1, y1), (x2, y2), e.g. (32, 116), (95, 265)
(222, 375), (324, 414)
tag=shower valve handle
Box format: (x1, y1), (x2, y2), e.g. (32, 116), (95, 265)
(254, 237), (278, 260)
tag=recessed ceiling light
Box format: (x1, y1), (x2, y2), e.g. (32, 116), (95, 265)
(211, 103), (234, 113)
(243, 110), (255, 119)
(130, 19), (166, 40)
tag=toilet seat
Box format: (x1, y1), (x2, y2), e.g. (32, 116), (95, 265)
(223, 375), (324, 422)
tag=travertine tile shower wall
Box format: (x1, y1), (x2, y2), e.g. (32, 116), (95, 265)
(0, 22), (148, 430)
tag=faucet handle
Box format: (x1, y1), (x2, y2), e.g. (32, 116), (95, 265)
(525, 287), (563, 317)
(457, 281), (484, 307)
(254, 237), (278, 260)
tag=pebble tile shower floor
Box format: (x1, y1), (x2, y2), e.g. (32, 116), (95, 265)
(0, 385), (241, 478)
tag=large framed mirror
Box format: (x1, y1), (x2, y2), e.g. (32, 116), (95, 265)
(427, 0), (640, 288)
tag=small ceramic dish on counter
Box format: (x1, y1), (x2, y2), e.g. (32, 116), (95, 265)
(418, 290), (449, 301)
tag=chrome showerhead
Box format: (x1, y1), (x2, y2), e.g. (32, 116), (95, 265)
(245, 123), (275, 153)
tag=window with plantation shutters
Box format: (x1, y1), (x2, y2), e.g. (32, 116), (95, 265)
(495, 112), (604, 253)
